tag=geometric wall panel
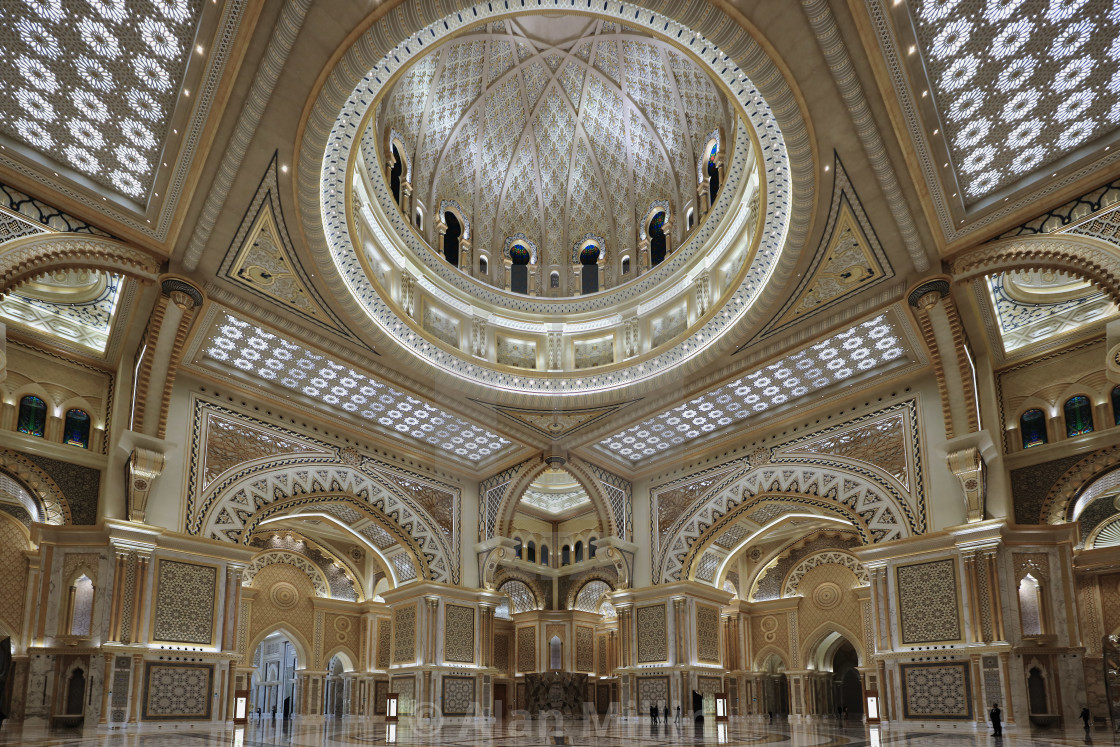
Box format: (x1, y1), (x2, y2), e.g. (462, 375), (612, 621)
(393, 605), (416, 663)
(575, 626), (594, 672)
(696, 605), (721, 664)
(444, 604), (475, 663)
(896, 559), (961, 645)
(635, 675), (669, 712)
(142, 662), (214, 721)
(636, 604), (667, 664)
(377, 618), (392, 669)
(152, 559), (217, 644)
(517, 627), (536, 673)
(441, 675), (476, 716)
(900, 662), (973, 720)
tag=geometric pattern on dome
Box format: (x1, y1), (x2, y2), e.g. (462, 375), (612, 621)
(910, 0), (1120, 201)
(374, 16), (730, 266)
(0, 268), (123, 353)
(200, 312), (514, 463)
(985, 271), (1116, 353)
(0, 0), (204, 199)
(598, 313), (910, 463)
(318, 4), (793, 396)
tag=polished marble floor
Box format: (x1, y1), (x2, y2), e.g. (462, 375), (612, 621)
(0, 718), (1117, 747)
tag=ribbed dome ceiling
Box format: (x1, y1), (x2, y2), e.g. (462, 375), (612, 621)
(370, 15), (733, 265)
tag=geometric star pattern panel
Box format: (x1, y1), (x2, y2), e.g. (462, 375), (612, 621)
(441, 675), (476, 716)
(0, 0), (204, 198)
(152, 559), (216, 645)
(900, 662), (973, 720)
(142, 662), (213, 721)
(909, 0), (1120, 200)
(896, 559), (961, 645)
(201, 311), (514, 464)
(393, 605), (416, 664)
(443, 604), (475, 664)
(517, 626), (536, 673)
(635, 604), (667, 664)
(575, 626), (594, 673)
(695, 605), (720, 664)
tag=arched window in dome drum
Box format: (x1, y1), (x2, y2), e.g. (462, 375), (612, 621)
(510, 244), (530, 294)
(443, 211), (462, 267)
(479, 256), (487, 276)
(649, 212), (667, 266)
(17, 395), (46, 437)
(707, 143), (720, 204)
(415, 208), (423, 229)
(1020, 409), (1046, 449)
(64, 409), (91, 448)
(1064, 395), (1093, 437)
(622, 255), (630, 275)
(540, 544), (549, 566)
(514, 538), (523, 559)
(574, 541), (583, 563)
(527, 540), (536, 563)
(550, 271), (559, 289)
(580, 244), (600, 294)
(589, 537), (597, 558)
(562, 546), (570, 566)
(390, 145), (402, 205)
(1112, 385), (1120, 425)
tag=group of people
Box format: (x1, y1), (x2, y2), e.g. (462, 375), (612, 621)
(648, 704), (682, 724)
(988, 703), (1096, 737)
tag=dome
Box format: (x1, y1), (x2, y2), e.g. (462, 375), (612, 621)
(313, 6), (794, 402)
(368, 16), (734, 295)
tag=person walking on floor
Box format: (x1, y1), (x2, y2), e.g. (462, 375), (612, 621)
(990, 703), (1002, 737)
(675, 704), (681, 724)
(1081, 706), (1092, 732)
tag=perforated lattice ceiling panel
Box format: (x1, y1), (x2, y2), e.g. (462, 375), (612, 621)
(0, 0), (204, 198)
(911, 0), (1120, 200)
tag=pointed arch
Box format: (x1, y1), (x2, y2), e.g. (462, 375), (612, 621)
(197, 460), (450, 583)
(950, 234), (1120, 305)
(0, 233), (161, 295)
(494, 457), (618, 540)
(658, 460), (915, 585)
(0, 448), (71, 525)
(753, 645), (789, 673)
(323, 646), (358, 673)
(802, 624), (864, 671)
(245, 625), (312, 671)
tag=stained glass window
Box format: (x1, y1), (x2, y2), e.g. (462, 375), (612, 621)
(1020, 409), (1046, 449)
(1112, 386), (1120, 426)
(17, 395), (46, 437)
(64, 409), (91, 448)
(580, 244), (599, 265)
(509, 244), (530, 264)
(1064, 395), (1094, 437)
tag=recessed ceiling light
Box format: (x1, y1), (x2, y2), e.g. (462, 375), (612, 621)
(824, 165), (830, 172)
(281, 165), (289, 173)
(908, 45), (916, 54)
(184, 89), (190, 97)
(932, 129), (939, 135)
(943, 162), (949, 167)
(196, 45), (204, 54)
(921, 90), (928, 97)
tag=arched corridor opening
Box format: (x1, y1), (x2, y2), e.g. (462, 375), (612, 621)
(252, 631), (298, 722)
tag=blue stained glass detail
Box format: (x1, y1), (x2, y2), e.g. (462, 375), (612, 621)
(64, 409), (91, 448)
(17, 396), (46, 438)
(1064, 395), (1094, 437)
(1020, 409), (1047, 449)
